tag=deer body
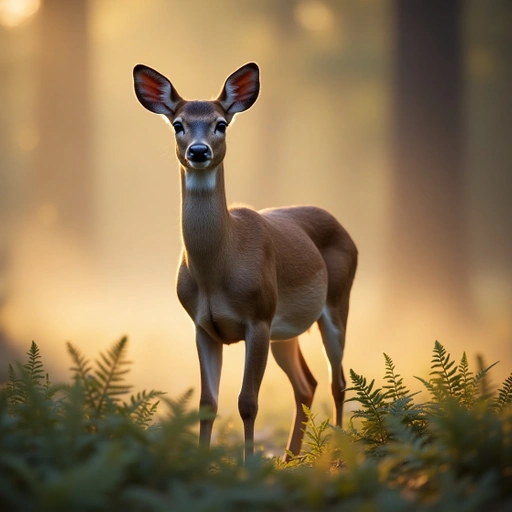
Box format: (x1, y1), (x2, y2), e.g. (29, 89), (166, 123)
(133, 63), (357, 460)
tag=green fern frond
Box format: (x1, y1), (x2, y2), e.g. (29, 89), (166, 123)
(66, 337), (133, 415)
(67, 341), (98, 410)
(417, 344), (501, 410)
(67, 342), (93, 381)
(457, 352), (472, 383)
(473, 356), (499, 401)
(93, 337), (132, 414)
(430, 341), (460, 398)
(453, 352), (475, 407)
(386, 392), (429, 439)
(284, 405), (332, 466)
(418, 342), (465, 404)
(23, 341), (45, 386)
(167, 388), (194, 419)
(301, 405), (331, 460)
(6, 363), (26, 408)
(492, 373), (512, 413)
(386, 393), (419, 416)
(346, 370), (385, 410)
(345, 416), (364, 443)
(123, 390), (166, 427)
(385, 409), (428, 449)
(414, 375), (446, 407)
(346, 369), (388, 446)
(158, 389), (200, 453)
(383, 353), (409, 402)
(138, 400), (160, 427)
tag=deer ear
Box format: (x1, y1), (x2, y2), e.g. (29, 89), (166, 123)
(133, 64), (182, 115)
(217, 62), (260, 115)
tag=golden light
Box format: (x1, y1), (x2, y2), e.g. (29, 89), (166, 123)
(294, 0), (334, 32)
(37, 203), (59, 227)
(0, 0), (40, 28)
(17, 122), (39, 152)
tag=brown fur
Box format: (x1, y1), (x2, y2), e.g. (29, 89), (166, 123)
(133, 62), (357, 461)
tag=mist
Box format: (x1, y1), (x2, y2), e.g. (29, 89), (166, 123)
(1, 0), (511, 433)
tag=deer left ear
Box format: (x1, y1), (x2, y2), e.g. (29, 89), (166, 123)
(217, 62), (260, 115)
(133, 64), (182, 116)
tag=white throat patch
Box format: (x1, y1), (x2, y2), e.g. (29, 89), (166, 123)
(185, 168), (217, 192)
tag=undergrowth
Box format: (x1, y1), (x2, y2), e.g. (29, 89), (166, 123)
(1, 339), (511, 511)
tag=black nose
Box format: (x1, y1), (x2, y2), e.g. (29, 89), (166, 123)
(187, 144), (211, 163)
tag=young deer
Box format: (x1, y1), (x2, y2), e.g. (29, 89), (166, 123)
(133, 62), (357, 460)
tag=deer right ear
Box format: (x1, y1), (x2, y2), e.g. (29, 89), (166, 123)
(217, 62), (260, 116)
(133, 64), (182, 115)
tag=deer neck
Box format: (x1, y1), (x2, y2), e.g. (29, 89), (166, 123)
(180, 163), (232, 276)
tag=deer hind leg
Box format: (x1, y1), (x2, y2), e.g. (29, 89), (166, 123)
(317, 292), (350, 427)
(271, 337), (317, 460)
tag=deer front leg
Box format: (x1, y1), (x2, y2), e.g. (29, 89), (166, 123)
(238, 321), (270, 461)
(196, 326), (223, 449)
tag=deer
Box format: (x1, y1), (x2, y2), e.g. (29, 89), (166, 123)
(132, 62), (358, 461)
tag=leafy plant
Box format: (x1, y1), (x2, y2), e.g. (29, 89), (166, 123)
(345, 368), (389, 448)
(492, 373), (512, 413)
(285, 405), (332, 467)
(383, 352), (409, 401)
(67, 337), (133, 415)
(415, 341), (498, 410)
(342, 341), (512, 509)
(1, 338), (511, 511)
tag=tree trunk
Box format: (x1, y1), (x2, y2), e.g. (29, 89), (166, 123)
(33, 0), (91, 240)
(388, 0), (470, 317)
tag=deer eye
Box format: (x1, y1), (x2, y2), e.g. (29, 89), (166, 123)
(173, 121), (184, 134)
(215, 121), (227, 134)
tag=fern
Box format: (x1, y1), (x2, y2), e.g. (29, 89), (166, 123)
(24, 341), (45, 386)
(6, 343), (58, 410)
(303, 408), (331, 456)
(430, 340), (459, 398)
(301, 406), (331, 462)
(67, 337), (133, 416)
(2, 338), (512, 511)
(383, 353), (409, 402)
(122, 390), (166, 427)
(453, 352), (474, 406)
(93, 336), (132, 413)
(345, 369), (389, 446)
(156, 389), (203, 456)
(6, 363), (25, 409)
(67, 341), (97, 408)
(492, 373), (512, 413)
(415, 342), (499, 410)
(473, 355), (499, 400)
(167, 387), (194, 419)
(283, 405), (333, 467)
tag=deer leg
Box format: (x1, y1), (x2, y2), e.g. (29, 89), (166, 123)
(196, 326), (223, 449)
(271, 337), (317, 460)
(317, 306), (347, 427)
(238, 321), (270, 461)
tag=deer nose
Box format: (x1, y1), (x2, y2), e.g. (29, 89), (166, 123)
(187, 144), (211, 163)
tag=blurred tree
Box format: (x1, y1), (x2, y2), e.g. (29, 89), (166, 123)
(466, 0), (512, 305)
(33, 0), (92, 240)
(0, 13), (36, 379)
(235, 0), (300, 207)
(388, 0), (471, 318)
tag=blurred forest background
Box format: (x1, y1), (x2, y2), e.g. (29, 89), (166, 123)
(0, 0), (511, 436)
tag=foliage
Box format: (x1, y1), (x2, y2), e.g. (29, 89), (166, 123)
(284, 405), (333, 468)
(1, 339), (511, 511)
(343, 342), (512, 509)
